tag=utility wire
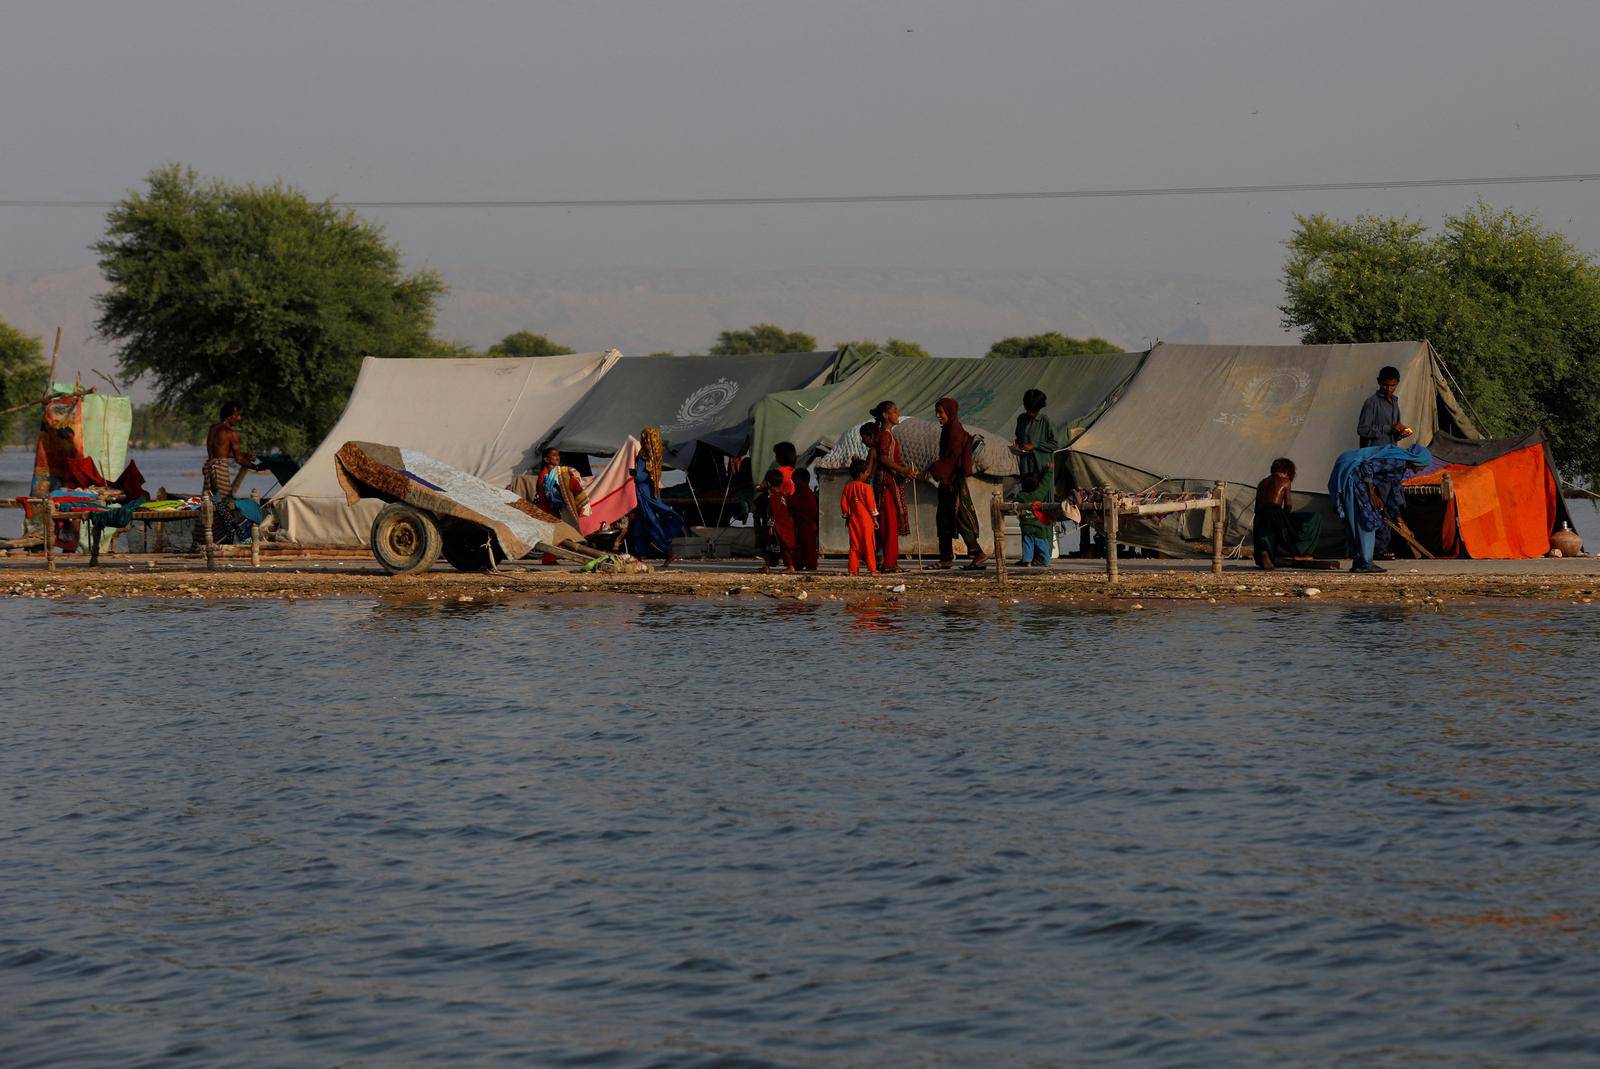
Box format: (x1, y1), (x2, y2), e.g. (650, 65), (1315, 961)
(1, 172), (1598, 210)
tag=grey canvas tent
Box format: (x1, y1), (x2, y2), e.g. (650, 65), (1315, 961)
(270, 351), (619, 546)
(1063, 340), (1477, 557)
(750, 350), (1145, 555)
(548, 351), (839, 464)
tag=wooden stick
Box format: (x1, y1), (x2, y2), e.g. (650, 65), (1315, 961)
(910, 477), (923, 565)
(1123, 497), (1217, 517)
(44, 500), (56, 573)
(250, 529), (260, 569)
(991, 491), (1006, 584)
(1385, 516), (1435, 560)
(47, 326), (61, 384)
(1105, 493), (1119, 583)
(533, 540), (602, 565)
(1212, 479), (1226, 575)
(201, 493), (216, 572)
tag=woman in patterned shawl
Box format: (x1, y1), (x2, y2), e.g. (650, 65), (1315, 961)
(629, 427), (687, 566)
(1328, 444), (1433, 573)
(928, 396), (987, 570)
(531, 446), (588, 527)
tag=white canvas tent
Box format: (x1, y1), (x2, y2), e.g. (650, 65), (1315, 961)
(1063, 341), (1476, 556)
(270, 351), (619, 546)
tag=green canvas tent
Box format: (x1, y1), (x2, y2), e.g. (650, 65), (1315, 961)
(749, 351), (1144, 482)
(1063, 340), (1477, 557)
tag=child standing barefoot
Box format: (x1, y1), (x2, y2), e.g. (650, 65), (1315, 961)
(759, 468), (799, 572)
(841, 458), (879, 575)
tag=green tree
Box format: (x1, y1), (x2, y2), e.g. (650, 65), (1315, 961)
(709, 323), (817, 356)
(986, 332), (1122, 359)
(129, 403), (204, 447)
(836, 338), (930, 359)
(487, 330), (573, 357)
(94, 164), (446, 456)
(0, 320), (50, 444)
(1281, 203), (1600, 486)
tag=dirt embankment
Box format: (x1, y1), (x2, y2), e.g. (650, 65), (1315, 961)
(2, 561), (1596, 606)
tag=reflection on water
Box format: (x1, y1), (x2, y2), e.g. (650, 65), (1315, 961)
(2, 597), (1598, 1068)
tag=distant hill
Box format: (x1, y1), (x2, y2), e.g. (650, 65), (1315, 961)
(0, 264), (1293, 400)
(433, 265), (1294, 357)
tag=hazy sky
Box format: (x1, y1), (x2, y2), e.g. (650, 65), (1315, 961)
(3, 0), (1598, 277)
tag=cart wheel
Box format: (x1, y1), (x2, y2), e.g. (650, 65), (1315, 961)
(441, 529), (497, 573)
(370, 503), (443, 575)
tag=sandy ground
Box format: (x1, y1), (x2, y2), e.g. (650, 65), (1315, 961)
(3, 553), (1598, 605)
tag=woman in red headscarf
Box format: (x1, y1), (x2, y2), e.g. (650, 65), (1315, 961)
(870, 401), (917, 572)
(927, 396), (987, 569)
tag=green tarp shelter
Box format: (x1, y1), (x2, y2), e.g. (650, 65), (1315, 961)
(749, 350), (1145, 479)
(548, 350), (841, 465)
(1063, 340), (1477, 557)
(751, 350), (1145, 555)
(62, 385), (132, 484)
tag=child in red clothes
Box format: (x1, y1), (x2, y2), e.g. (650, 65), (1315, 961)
(760, 467), (799, 572)
(840, 458), (879, 575)
(789, 466), (820, 571)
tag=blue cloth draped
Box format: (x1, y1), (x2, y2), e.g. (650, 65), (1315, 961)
(627, 458), (686, 558)
(1329, 445), (1432, 564)
(1329, 445), (1432, 531)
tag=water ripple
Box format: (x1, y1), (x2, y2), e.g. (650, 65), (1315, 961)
(2, 597), (1598, 1067)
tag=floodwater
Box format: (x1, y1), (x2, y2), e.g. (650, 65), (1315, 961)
(3, 596), (1598, 1067)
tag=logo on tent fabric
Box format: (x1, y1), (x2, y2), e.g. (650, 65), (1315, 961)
(665, 377), (741, 431)
(1215, 366), (1312, 427)
(1241, 367), (1311, 409)
(952, 388), (996, 419)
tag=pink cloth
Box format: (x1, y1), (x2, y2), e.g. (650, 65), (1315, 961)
(579, 436), (641, 535)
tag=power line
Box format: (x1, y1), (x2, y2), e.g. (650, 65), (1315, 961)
(1, 172), (1597, 210)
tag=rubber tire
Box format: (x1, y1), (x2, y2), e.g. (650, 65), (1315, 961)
(441, 529), (497, 573)
(370, 503), (443, 575)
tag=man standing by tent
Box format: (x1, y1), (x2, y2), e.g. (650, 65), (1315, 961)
(1356, 367), (1414, 559)
(204, 400), (255, 501)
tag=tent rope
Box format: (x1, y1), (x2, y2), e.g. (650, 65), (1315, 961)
(702, 457), (740, 555)
(1431, 347), (1489, 434)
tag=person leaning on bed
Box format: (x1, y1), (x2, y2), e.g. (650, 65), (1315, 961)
(1252, 458), (1321, 570)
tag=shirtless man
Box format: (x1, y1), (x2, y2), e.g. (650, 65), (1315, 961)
(204, 400), (255, 500)
(1252, 458), (1320, 569)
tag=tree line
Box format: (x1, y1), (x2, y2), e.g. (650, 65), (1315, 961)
(3, 164), (1597, 488)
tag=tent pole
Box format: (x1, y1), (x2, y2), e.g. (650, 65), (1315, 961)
(683, 474), (711, 558)
(704, 455), (739, 556)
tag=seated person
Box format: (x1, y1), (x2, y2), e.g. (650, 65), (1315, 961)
(1253, 458), (1321, 569)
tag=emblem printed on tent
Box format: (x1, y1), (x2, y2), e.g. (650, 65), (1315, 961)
(951, 387), (997, 421)
(665, 377), (741, 432)
(1216, 366), (1312, 426)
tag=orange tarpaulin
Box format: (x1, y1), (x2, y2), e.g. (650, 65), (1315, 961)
(1406, 443), (1556, 559)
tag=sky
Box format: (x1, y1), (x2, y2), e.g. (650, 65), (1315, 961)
(3, 0), (1599, 278)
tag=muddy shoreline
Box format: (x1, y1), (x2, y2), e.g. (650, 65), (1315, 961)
(3, 559), (1597, 605)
